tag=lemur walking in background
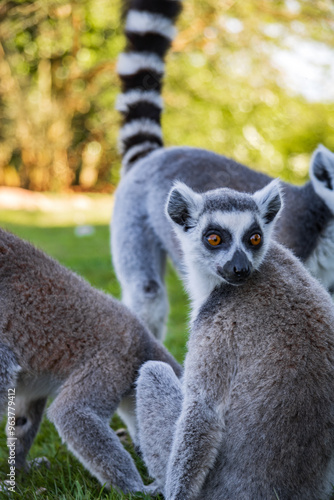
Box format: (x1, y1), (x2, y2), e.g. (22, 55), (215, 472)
(113, 0), (334, 340)
(0, 228), (181, 494)
(136, 181), (334, 499)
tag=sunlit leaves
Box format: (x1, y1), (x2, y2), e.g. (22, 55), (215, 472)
(0, 0), (333, 191)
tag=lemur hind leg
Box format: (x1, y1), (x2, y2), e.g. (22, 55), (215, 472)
(7, 396), (47, 471)
(136, 361), (183, 490)
(0, 343), (20, 417)
(117, 390), (138, 448)
(112, 215), (168, 341)
(48, 356), (148, 494)
(0, 345), (35, 471)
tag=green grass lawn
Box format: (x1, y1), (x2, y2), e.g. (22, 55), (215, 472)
(0, 199), (189, 499)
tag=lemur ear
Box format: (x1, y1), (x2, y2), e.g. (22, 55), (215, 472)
(310, 145), (334, 212)
(310, 145), (334, 190)
(166, 182), (203, 229)
(253, 179), (283, 225)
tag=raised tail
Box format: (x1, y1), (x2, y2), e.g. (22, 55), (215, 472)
(116, 0), (182, 173)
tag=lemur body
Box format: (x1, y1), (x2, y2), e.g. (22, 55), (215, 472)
(136, 182), (334, 499)
(112, 0), (334, 340)
(0, 228), (181, 494)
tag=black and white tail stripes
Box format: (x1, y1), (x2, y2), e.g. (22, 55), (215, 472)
(116, 0), (182, 172)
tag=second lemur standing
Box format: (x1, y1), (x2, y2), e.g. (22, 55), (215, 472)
(113, 0), (334, 341)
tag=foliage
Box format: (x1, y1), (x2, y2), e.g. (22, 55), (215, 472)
(1, 0), (334, 191)
(0, 0), (123, 191)
(167, 0), (334, 183)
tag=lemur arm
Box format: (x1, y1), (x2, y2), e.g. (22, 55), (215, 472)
(164, 319), (236, 500)
(165, 393), (224, 500)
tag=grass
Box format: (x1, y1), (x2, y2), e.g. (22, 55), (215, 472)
(0, 196), (189, 500)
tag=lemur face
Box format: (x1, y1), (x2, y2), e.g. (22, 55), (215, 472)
(199, 210), (264, 285)
(166, 179), (282, 287)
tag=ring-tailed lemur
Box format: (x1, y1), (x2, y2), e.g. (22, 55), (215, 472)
(0, 228), (181, 494)
(136, 181), (334, 500)
(112, 0), (334, 340)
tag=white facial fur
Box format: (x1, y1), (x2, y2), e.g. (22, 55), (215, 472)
(166, 180), (282, 321)
(179, 210), (264, 321)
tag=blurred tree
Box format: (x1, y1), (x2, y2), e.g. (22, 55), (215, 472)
(167, 0), (334, 183)
(0, 0), (122, 191)
(0, 0), (333, 191)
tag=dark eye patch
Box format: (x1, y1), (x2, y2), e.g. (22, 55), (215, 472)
(243, 223), (263, 251)
(202, 226), (232, 250)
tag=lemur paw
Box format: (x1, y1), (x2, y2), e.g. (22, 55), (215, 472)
(27, 456), (51, 470)
(144, 480), (163, 496)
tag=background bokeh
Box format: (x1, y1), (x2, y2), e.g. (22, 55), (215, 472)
(1, 2), (334, 498)
(1, 0), (334, 193)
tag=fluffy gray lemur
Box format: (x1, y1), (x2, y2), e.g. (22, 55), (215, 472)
(112, 0), (334, 340)
(136, 180), (334, 500)
(0, 228), (181, 495)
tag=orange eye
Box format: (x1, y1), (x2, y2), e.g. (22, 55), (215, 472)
(250, 233), (261, 246)
(207, 234), (221, 246)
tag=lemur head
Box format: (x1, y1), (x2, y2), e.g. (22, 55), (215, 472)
(310, 145), (334, 213)
(166, 179), (283, 309)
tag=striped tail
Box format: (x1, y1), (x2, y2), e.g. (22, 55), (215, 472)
(116, 0), (182, 173)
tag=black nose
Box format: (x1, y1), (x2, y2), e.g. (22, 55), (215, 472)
(233, 264), (250, 278)
(217, 250), (252, 285)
